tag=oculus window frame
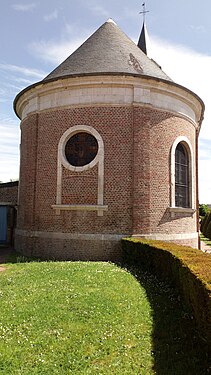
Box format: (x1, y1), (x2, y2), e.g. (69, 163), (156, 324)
(53, 125), (107, 216)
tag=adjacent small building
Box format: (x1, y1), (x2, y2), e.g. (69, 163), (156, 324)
(13, 19), (204, 260)
(0, 181), (18, 245)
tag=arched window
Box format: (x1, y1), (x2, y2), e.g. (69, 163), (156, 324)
(175, 143), (190, 208)
(170, 137), (194, 211)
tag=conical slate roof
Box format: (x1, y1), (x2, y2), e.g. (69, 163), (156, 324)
(44, 19), (172, 82)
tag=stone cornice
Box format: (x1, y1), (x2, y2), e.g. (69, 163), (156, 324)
(14, 74), (204, 128)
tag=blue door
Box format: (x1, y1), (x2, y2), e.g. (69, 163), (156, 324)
(0, 206), (7, 243)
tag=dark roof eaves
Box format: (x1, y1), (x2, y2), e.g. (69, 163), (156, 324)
(14, 72), (205, 124)
(0, 181), (19, 188)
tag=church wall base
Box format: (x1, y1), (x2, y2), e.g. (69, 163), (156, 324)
(15, 229), (199, 262)
(14, 230), (124, 262)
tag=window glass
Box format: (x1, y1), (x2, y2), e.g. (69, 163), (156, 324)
(65, 132), (98, 167)
(175, 143), (189, 207)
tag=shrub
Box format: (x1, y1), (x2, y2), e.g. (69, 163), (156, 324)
(206, 220), (211, 241)
(204, 211), (211, 238)
(199, 203), (209, 217)
(201, 211), (211, 235)
(122, 238), (211, 346)
(200, 211), (207, 233)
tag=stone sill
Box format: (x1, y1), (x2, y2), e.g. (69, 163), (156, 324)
(169, 207), (196, 216)
(52, 204), (108, 217)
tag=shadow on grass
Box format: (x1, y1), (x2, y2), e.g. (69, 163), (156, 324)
(123, 264), (210, 375)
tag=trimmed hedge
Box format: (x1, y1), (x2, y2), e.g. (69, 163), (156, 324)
(122, 238), (211, 346)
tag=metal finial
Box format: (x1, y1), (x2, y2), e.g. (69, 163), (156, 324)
(139, 2), (149, 23)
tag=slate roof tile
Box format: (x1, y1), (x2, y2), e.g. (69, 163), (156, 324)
(44, 19), (172, 82)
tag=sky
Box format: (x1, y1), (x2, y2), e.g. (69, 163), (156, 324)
(0, 0), (211, 203)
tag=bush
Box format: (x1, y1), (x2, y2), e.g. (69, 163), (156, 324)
(199, 203), (209, 217)
(200, 212), (207, 233)
(204, 212), (211, 238)
(122, 238), (211, 346)
(201, 211), (211, 235)
(206, 220), (211, 241)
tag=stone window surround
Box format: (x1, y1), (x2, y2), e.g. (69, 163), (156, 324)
(52, 125), (108, 216)
(170, 136), (195, 216)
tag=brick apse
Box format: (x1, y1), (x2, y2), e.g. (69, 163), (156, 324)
(14, 19), (204, 260)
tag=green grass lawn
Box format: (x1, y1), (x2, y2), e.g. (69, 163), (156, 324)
(200, 233), (211, 247)
(0, 261), (208, 374)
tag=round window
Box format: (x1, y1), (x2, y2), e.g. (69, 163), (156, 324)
(65, 132), (98, 167)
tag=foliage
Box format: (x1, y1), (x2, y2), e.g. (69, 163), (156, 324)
(199, 203), (209, 217)
(206, 220), (211, 241)
(201, 211), (211, 235)
(204, 212), (211, 238)
(122, 238), (211, 349)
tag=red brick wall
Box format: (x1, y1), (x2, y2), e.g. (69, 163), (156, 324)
(16, 104), (198, 258)
(133, 106), (196, 235)
(62, 166), (98, 205)
(0, 182), (18, 205)
(17, 106), (134, 234)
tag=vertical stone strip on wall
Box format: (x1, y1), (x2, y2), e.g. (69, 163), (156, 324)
(17, 114), (38, 230)
(132, 106), (151, 234)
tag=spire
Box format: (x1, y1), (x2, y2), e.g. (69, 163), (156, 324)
(138, 22), (147, 55)
(138, 2), (149, 55)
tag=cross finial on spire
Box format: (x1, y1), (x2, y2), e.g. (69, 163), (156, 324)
(138, 2), (150, 55)
(139, 2), (149, 23)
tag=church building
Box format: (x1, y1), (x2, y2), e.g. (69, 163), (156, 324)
(14, 19), (204, 260)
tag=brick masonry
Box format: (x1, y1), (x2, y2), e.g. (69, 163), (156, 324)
(133, 106), (197, 235)
(0, 181), (18, 245)
(0, 182), (18, 205)
(15, 101), (200, 259)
